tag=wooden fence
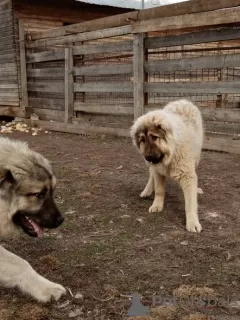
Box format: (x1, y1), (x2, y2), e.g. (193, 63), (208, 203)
(22, 0), (240, 154)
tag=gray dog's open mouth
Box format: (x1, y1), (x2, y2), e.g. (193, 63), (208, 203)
(13, 214), (44, 237)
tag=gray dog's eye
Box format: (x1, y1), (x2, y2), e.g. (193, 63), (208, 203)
(33, 193), (42, 198)
(27, 189), (47, 199)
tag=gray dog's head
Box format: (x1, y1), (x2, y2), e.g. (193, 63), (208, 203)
(0, 137), (64, 237)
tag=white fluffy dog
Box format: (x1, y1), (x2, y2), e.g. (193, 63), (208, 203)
(131, 99), (203, 232)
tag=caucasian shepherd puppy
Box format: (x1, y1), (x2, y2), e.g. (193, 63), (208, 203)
(0, 137), (66, 302)
(131, 99), (203, 233)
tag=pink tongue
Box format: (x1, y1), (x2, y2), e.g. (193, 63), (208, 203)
(30, 220), (44, 237)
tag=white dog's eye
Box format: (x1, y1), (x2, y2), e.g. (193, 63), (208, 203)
(139, 136), (145, 143)
(151, 135), (158, 141)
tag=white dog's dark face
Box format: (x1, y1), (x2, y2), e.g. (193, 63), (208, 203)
(131, 114), (174, 165)
(135, 124), (166, 164)
(0, 138), (64, 238)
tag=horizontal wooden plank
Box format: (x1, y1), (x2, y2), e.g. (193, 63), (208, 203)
(74, 102), (133, 115)
(0, 34), (14, 41)
(26, 25), (131, 49)
(0, 106), (24, 116)
(24, 119), (129, 137)
(0, 79), (18, 85)
(22, 121), (240, 154)
(26, 50), (65, 63)
(147, 27), (240, 49)
(205, 121), (240, 135)
(25, 107), (64, 122)
(73, 63), (132, 76)
(30, 0), (240, 40)
(146, 54), (240, 73)
(28, 82), (64, 93)
(0, 83), (18, 89)
(27, 68), (64, 78)
(28, 98), (64, 110)
(72, 40), (132, 56)
(203, 133), (240, 154)
(74, 82), (133, 93)
(0, 49), (15, 55)
(0, 72), (18, 78)
(145, 81), (240, 94)
(0, 101), (19, 106)
(131, 6), (240, 34)
(0, 53), (16, 63)
(0, 63), (17, 70)
(145, 106), (240, 124)
(201, 108), (240, 123)
(0, 92), (19, 98)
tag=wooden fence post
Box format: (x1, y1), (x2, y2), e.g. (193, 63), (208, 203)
(133, 33), (146, 120)
(19, 20), (28, 110)
(65, 47), (74, 123)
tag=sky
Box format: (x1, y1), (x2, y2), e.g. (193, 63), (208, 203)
(78, 0), (188, 9)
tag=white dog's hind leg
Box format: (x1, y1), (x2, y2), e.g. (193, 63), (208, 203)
(140, 169), (154, 198)
(179, 173), (202, 233)
(149, 170), (165, 213)
(0, 246), (66, 302)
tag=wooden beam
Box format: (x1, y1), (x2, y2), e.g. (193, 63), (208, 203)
(26, 25), (131, 49)
(131, 6), (240, 34)
(201, 108), (240, 123)
(19, 20), (27, 109)
(24, 119), (129, 138)
(74, 102), (133, 115)
(0, 106), (24, 116)
(72, 40), (132, 56)
(64, 48), (74, 123)
(146, 54), (240, 73)
(205, 121), (240, 135)
(27, 68), (64, 78)
(73, 63), (132, 76)
(145, 81), (240, 94)
(0, 92), (19, 98)
(146, 27), (240, 49)
(26, 50), (64, 63)
(74, 82), (133, 93)
(0, 84), (18, 89)
(0, 101), (19, 106)
(22, 119), (240, 155)
(28, 98), (64, 111)
(133, 33), (145, 120)
(25, 108), (64, 122)
(145, 106), (240, 123)
(203, 133), (240, 154)
(29, 0), (240, 40)
(27, 82), (64, 93)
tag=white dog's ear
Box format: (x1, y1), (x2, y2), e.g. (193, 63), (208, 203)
(0, 168), (15, 186)
(156, 121), (172, 138)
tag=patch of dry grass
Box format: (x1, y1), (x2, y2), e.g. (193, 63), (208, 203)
(173, 285), (216, 299)
(151, 306), (179, 320)
(181, 314), (208, 320)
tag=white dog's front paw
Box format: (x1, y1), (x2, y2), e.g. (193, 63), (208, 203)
(149, 202), (163, 213)
(186, 219), (202, 233)
(197, 188), (203, 194)
(33, 279), (66, 303)
(140, 189), (153, 198)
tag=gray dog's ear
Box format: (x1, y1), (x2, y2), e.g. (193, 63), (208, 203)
(0, 168), (15, 186)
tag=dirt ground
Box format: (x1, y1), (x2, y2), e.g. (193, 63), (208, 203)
(0, 129), (240, 320)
